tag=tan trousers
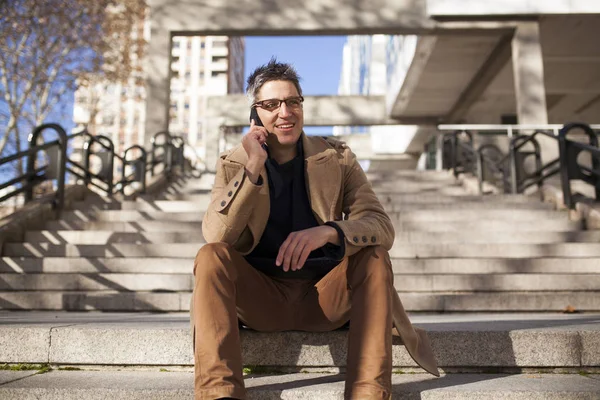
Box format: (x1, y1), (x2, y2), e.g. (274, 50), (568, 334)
(192, 242), (395, 400)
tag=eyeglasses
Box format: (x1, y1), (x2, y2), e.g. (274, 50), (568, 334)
(252, 96), (304, 112)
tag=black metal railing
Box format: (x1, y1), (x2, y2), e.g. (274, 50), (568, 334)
(559, 122), (600, 209)
(438, 122), (600, 209)
(0, 122), (197, 213)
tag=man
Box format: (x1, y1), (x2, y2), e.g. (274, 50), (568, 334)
(192, 59), (438, 400)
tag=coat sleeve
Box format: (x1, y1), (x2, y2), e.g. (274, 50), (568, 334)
(332, 148), (395, 258)
(202, 156), (263, 245)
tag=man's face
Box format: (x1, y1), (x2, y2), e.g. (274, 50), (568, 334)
(255, 80), (304, 147)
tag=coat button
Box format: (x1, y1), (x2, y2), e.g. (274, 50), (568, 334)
(371, 236), (376, 243)
(234, 181), (239, 187)
(220, 200), (226, 207)
(228, 191), (233, 197)
(362, 236), (367, 243)
(353, 237), (359, 243)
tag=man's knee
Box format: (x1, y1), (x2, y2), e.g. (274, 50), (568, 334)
(193, 242), (233, 280)
(357, 246), (393, 284)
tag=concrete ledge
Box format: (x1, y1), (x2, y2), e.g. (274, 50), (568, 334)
(1, 313), (599, 368)
(1, 371), (599, 399)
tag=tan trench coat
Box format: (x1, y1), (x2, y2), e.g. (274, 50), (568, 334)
(201, 133), (439, 377)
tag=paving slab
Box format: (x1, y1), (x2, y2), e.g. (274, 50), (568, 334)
(0, 371), (38, 385)
(0, 371), (599, 400)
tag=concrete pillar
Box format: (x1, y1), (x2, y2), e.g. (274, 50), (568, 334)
(144, 27), (171, 147)
(511, 21), (558, 170)
(511, 21), (548, 125)
(204, 117), (225, 172)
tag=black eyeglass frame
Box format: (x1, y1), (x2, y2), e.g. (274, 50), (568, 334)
(251, 96), (305, 111)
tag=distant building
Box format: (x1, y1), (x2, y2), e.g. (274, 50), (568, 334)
(73, 15), (150, 157)
(74, 32), (244, 160)
(333, 35), (420, 158)
(169, 36), (245, 158)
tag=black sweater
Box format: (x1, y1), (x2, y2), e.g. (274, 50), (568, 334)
(244, 140), (345, 279)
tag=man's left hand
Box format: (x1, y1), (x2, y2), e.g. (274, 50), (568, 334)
(276, 226), (340, 272)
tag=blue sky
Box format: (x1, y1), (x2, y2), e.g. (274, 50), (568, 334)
(243, 36), (347, 135)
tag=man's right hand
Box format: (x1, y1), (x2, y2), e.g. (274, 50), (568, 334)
(243, 119), (268, 184)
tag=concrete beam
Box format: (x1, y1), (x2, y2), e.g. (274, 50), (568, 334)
(206, 95), (403, 127)
(148, 0), (434, 36)
(445, 34), (513, 122)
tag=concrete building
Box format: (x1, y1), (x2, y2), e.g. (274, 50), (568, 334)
(145, 0), (600, 168)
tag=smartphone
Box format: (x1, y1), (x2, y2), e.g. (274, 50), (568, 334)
(250, 107), (263, 127)
(250, 108), (268, 151)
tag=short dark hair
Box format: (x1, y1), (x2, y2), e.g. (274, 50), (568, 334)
(246, 58), (302, 104)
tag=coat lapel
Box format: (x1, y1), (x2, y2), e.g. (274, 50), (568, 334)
(225, 146), (270, 245)
(303, 134), (342, 223)
(224, 133), (341, 239)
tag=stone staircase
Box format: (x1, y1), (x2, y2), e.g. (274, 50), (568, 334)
(0, 169), (598, 398)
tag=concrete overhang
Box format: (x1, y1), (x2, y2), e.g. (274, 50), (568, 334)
(389, 14), (600, 124)
(207, 95), (401, 126)
(389, 29), (515, 123)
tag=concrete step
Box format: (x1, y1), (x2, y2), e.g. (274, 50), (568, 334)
(22, 230), (206, 244)
(393, 219), (579, 232)
(71, 199), (555, 212)
(42, 220), (204, 232)
(0, 291), (599, 311)
(41, 218), (580, 232)
(57, 209), (568, 222)
(6, 243), (600, 259)
(4, 251), (600, 273)
(377, 194), (541, 203)
(1, 272), (598, 292)
(1, 312), (599, 368)
(73, 194), (544, 209)
(71, 199), (210, 212)
(160, 187), (474, 200)
(1, 371), (598, 399)
(20, 229), (600, 244)
(3, 254), (600, 274)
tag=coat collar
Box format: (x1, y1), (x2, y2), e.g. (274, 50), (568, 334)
(224, 132), (335, 166)
(224, 132), (341, 223)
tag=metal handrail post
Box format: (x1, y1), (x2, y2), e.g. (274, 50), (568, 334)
(509, 143), (518, 194)
(123, 145), (147, 194)
(151, 131), (172, 177)
(25, 123), (68, 210)
(96, 135), (115, 194)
